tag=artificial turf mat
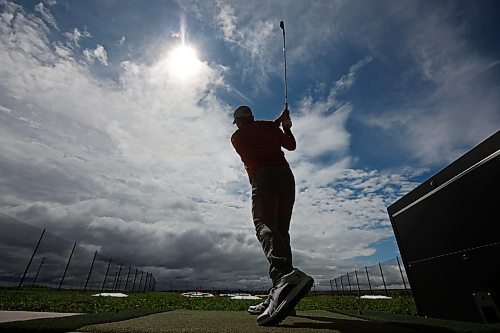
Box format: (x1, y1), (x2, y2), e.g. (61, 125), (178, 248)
(0, 309), (166, 332)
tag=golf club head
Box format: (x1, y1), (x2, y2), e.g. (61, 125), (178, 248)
(279, 20), (285, 30)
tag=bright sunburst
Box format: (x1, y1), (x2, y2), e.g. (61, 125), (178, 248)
(167, 45), (201, 79)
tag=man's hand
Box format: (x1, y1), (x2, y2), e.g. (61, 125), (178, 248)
(282, 117), (292, 131)
(274, 108), (292, 132)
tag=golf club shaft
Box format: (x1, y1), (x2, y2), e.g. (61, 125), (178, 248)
(280, 20), (288, 110)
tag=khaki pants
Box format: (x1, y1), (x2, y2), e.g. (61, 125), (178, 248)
(251, 166), (295, 286)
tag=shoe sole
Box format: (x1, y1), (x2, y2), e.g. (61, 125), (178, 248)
(248, 306), (296, 316)
(257, 277), (313, 326)
(249, 308), (296, 316)
(248, 309), (262, 315)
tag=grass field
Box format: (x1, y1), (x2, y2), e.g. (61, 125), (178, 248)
(0, 288), (417, 315)
(2, 288), (500, 333)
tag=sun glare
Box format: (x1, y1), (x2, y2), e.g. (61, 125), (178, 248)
(167, 45), (201, 79)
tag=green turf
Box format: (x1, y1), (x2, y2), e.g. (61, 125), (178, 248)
(297, 293), (417, 315)
(0, 288), (417, 314)
(1, 288), (498, 333)
(0, 288), (262, 312)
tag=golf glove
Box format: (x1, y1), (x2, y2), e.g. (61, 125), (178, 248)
(282, 117), (292, 130)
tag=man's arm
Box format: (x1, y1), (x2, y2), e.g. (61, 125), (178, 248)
(231, 131), (246, 158)
(274, 108), (296, 150)
(281, 121), (296, 151)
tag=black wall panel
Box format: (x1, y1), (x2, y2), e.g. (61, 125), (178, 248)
(388, 130), (500, 323)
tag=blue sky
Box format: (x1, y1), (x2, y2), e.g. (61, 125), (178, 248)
(0, 0), (499, 290)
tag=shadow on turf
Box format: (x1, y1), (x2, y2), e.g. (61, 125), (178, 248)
(281, 314), (456, 333)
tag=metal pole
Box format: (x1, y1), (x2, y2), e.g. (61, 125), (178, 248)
(19, 228), (45, 289)
(365, 266), (372, 294)
(329, 279), (333, 295)
(114, 262), (123, 291)
(111, 264), (119, 291)
(131, 268), (138, 292)
(334, 278), (339, 295)
(101, 258), (112, 292)
(340, 276), (345, 295)
(396, 256), (408, 291)
(143, 273), (149, 292)
(84, 251), (97, 292)
(379, 262), (388, 296)
(111, 270), (118, 291)
(148, 274), (153, 291)
(138, 271), (144, 292)
(31, 257), (46, 288)
(124, 266), (131, 292)
(354, 270), (361, 295)
(142, 272), (149, 292)
(346, 272), (352, 293)
(59, 241), (77, 290)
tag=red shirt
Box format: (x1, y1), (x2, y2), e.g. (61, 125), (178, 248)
(231, 120), (296, 178)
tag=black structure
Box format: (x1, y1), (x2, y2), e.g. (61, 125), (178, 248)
(388, 130), (500, 323)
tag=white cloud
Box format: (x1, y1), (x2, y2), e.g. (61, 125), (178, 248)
(83, 44), (108, 66)
(64, 27), (91, 48)
(215, 1), (240, 43)
(292, 103), (351, 161)
(0, 105), (13, 113)
(289, 57), (372, 165)
(54, 43), (73, 60)
(335, 57), (372, 92)
(35, 2), (58, 30)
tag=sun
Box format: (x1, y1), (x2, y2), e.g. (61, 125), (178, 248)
(167, 44), (202, 79)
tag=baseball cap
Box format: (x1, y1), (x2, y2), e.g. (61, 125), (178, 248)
(233, 105), (253, 124)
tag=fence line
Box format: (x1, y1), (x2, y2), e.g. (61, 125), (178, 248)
(0, 213), (156, 292)
(330, 257), (409, 296)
